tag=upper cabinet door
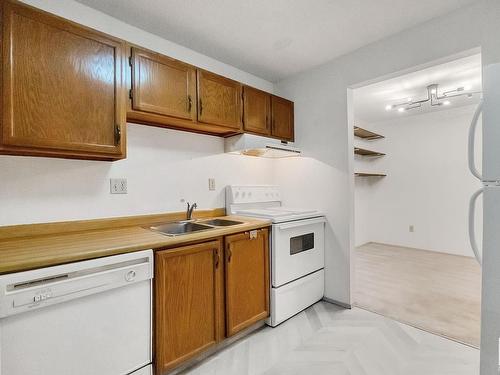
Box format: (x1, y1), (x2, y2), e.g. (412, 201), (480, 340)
(1, 1), (126, 160)
(197, 70), (242, 130)
(243, 86), (271, 136)
(130, 47), (196, 121)
(271, 95), (294, 142)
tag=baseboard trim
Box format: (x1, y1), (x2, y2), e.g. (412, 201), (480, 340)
(323, 297), (352, 309)
(359, 242), (475, 260)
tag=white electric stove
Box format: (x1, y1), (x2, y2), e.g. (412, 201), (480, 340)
(226, 185), (325, 326)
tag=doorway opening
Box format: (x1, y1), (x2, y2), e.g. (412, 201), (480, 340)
(351, 53), (483, 348)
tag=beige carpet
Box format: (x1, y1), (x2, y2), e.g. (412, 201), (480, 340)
(354, 242), (481, 347)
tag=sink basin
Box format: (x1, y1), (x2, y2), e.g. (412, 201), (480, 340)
(200, 219), (243, 227)
(150, 221), (214, 236)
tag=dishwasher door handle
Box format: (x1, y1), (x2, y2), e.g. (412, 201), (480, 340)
(0, 250), (153, 318)
(276, 216), (326, 231)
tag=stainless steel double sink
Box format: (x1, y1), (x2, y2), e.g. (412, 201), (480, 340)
(150, 218), (243, 237)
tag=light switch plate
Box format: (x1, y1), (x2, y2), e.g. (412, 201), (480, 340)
(110, 178), (127, 194)
(208, 178), (216, 191)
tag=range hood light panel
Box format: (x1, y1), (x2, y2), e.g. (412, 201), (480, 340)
(239, 146), (301, 158)
(241, 149), (266, 157)
(225, 134), (301, 158)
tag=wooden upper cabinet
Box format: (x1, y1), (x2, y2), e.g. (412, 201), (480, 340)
(197, 70), (242, 130)
(129, 47), (196, 122)
(155, 240), (223, 374)
(271, 95), (294, 142)
(243, 86), (271, 136)
(225, 228), (270, 337)
(0, 0), (126, 160)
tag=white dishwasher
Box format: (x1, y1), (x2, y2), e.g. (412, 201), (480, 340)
(0, 249), (153, 375)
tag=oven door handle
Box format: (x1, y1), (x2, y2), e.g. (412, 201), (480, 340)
(276, 217), (326, 231)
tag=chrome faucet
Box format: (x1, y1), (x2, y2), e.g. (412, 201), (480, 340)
(186, 202), (197, 220)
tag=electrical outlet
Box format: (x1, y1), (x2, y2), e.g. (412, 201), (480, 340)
(208, 178), (216, 191)
(409, 225), (414, 233)
(110, 178), (127, 194)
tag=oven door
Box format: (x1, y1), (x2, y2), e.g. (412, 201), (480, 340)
(272, 216), (325, 287)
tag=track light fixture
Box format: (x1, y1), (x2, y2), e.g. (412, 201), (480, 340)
(385, 83), (481, 112)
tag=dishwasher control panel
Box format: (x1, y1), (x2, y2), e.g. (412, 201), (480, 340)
(0, 249), (154, 318)
(33, 289), (53, 303)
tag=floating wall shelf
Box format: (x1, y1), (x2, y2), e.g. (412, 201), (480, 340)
(355, 172), (387, 177)
(354, 147), (385, 157)
(354, 126), (384, 140)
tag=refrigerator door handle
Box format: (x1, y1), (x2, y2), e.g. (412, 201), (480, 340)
(468, 187), (483, 265)
(468, 100), (483, 181)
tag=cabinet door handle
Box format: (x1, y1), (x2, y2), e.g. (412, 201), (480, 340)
(187, 95), (192, 113)
(114, 125), (121, 145)
(199, 98), (203, 117)
(214, 248), (220, 269)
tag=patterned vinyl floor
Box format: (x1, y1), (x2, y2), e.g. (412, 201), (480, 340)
(182, 302), (479, 375)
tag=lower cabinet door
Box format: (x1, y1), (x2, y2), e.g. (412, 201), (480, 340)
(154, 240), (223, 374)
(225, 228), (270, 336)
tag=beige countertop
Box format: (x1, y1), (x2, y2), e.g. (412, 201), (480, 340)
(0, 215), (270, 275)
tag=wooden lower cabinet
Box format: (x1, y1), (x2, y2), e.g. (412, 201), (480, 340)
(154, 228), (270, 373)
(225, 228), (270, 336)
(154, 240), (224, 374)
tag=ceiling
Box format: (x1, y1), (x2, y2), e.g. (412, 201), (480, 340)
(354, 54), (482, 123)
(75, 0), (477, 82)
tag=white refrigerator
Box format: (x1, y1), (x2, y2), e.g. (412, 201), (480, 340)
(469, 63), (500, 375)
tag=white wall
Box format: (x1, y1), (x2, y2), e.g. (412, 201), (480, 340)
(354, 105), (483, 257)
(274, 1), (500, 372)
(274, 1), (485, 305)
(0, 0), (275, 226)
(0, 126), (275, 225)
(353, 118), (378, 248)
